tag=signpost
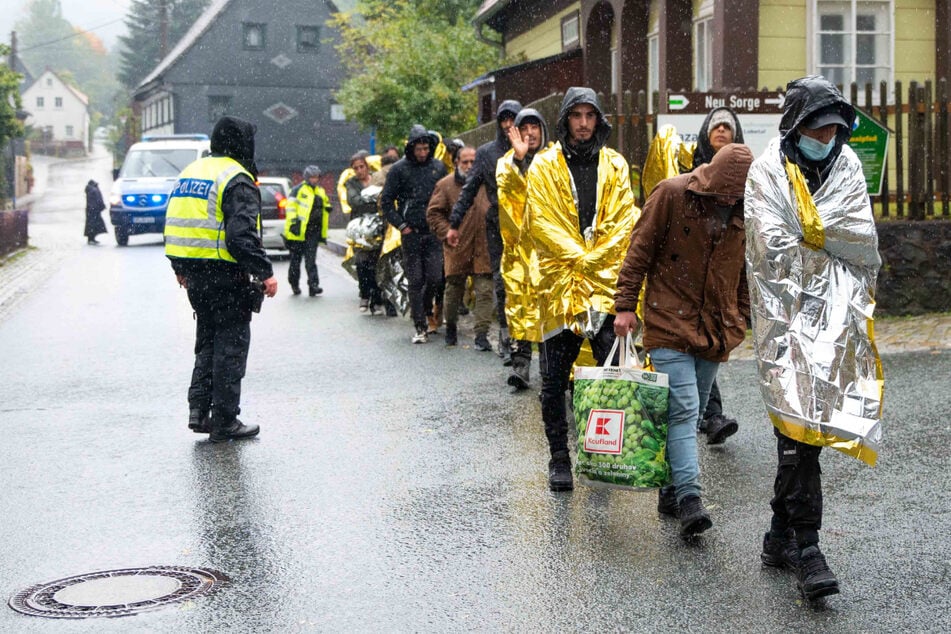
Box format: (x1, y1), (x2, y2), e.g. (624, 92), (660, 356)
(848, 109), (890, 196)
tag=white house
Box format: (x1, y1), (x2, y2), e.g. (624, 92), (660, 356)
(22, 69), (90, 154)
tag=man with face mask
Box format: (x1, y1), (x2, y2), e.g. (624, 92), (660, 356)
(426, 145), (493, 348)
(496, 108), (551, 390)
(165, 116), (278, 442)
(525, 88), (639, 491)
(746, 75), (883, 602)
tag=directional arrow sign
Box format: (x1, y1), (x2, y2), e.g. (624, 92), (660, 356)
(668, 94), (690, 111)
(765, 94), (785, 109)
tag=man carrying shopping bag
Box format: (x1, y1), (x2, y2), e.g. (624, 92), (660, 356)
(613, 143), (753, 537)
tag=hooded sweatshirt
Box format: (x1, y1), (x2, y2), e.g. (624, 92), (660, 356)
(380, 124), (448, 233)
(449, 99), (522, 228)
(691, 107), (746, 169)
(556, 87), (612, 234)
(615, 143), (753, 361)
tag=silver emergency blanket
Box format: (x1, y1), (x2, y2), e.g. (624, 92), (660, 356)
(345, 214), (384, 250)
(745, 138), (884, 466)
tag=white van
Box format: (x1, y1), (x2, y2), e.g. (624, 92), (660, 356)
(108, 134), (210, 246)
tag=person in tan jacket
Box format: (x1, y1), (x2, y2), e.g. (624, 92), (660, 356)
(613, 143), (753, 538)
(426, 146), (493, 348)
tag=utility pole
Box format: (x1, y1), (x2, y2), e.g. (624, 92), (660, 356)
(159, 0), (169, 58)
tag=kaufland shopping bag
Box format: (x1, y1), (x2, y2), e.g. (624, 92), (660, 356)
(573, 334), (671, 490)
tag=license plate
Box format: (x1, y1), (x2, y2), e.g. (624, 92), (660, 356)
(132, 216), (154, 224)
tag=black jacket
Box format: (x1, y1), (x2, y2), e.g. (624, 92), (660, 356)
(556, 87), (612, 234)
(690, 107), (746, 169)
(449, 99), (522, 228)
(169, 116), (273, 282)
(380, 125), (448, 233)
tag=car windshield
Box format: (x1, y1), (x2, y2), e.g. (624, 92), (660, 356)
(120, 148), (199, 178)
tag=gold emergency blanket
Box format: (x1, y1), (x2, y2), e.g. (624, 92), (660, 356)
(641, 125), (695, 198)
(525, 143), (639, 339)
(496, 148), (544, 342)
(745, 138), (884, 466)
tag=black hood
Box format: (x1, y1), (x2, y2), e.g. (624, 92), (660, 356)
(693, 107), (745, 168)
(556, 87), (612, 158)
(495, 99), (523, 145)
(210, 116), (258, 177)
(404, 124), (436, 164)
(779, 75), (855, 165)
(514, 108), (549, 158)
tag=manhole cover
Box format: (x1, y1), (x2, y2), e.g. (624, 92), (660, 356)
(8, 566), (228, 619)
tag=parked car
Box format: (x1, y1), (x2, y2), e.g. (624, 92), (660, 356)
(258, 176), (292, 254)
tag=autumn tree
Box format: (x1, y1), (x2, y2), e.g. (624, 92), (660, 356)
(330, 0), (501, 147)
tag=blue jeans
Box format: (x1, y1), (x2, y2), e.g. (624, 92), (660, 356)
(648, 348), (720, 502)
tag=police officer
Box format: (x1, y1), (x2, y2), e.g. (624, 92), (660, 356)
(283, 165), (330, 296)
(165, 116), (277, 442)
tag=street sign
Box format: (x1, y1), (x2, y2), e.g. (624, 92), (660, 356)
(848, 109), (890, 196)
(664, 91), (785, 114)
(656, 113), (782, 162)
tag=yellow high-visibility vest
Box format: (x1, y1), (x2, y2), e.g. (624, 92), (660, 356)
(164, 156), (253, 263)
(283, 182), (330, 242)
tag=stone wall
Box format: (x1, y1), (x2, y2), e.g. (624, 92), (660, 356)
(876, 220), (951, 316)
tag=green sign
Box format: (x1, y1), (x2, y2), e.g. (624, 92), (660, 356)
(848, 109), (890, 196)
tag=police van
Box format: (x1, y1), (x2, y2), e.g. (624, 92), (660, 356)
(109, 134), (211, 245)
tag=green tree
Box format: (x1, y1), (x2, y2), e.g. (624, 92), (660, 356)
(117, 0), (211, 89)
(0, 44), (26, 205)
(330, 0), (500, 147)
(15, 0), (120, 119)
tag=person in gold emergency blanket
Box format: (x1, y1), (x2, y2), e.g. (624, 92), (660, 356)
(524, 88), (640, 491)
(496, 108), (550, 391)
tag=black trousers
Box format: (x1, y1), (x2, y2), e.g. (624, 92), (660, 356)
(770, 428), (823, 546)
(401, 231), (443, 330)
(539, 318), (617, 455)
(354, 249), (381, 303)
(703, 380), (723, 419)
(185, 281), (252, 425)
(511, 339), (533, 365)
(287, 240), (319, 291)
(485, 214), (507, 330)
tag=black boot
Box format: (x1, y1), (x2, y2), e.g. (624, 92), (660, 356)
(188, 408), (211, 434)
(507, 357), (530, 390)
(761, 530), (801, 570)
(290, 283), (301, 296)
(797, 544), (840, 601)
(498, 327), (512, 365)
(679, 495), (712, 536)
(703, 413), (739, 445)
(657, 484), (679, 516)
(209, 418), (260, 443)
(445, 323), (458, 347)
(548, 450), (573, 491)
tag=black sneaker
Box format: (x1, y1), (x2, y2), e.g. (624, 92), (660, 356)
(445, 324), (458, 347)
(761, 530), (800, 570)
(507, 360), (530, 390)
(209, 418), (260, 443)
(657, 485), (679, 516)
(704, 413), (739, 445)
(679, 495), (713, 536)
(188, 409), (211, 434)
(474, 333), (492, 351)
(548, 450), (573, 491)
(797, 545), (840, 601)
(309, 286), (323, 296)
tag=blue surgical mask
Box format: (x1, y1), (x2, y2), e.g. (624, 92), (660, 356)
(797, 133), (836, 161)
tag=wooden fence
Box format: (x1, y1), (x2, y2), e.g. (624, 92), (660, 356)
(459, 81), (951, 220)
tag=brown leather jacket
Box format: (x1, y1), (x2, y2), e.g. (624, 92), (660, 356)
(614, 143), (753, 362)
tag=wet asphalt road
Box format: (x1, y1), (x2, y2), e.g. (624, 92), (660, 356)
(0, 155), (949, 632)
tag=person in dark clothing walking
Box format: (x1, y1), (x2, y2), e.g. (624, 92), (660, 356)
(446, 99), (522, 361)
(525, 88), (638, 491)
(380, 125), (448, 343)
(165, 116), (277, 442)
(84, 179), (108, 244)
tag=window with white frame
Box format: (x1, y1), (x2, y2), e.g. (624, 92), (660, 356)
(814, 0), (892, 87)
(36, 96), (44, 108)
(648, 32), (659, 113)
(561, 12), (580, 50)
(693, 2), (714, 91)
(55, 97), (63, 108)
(66, 125), (74, 137)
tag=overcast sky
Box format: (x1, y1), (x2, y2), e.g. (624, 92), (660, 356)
(3, 0), (131, 51)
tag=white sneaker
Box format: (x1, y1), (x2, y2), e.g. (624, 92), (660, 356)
(411, 329), (428, 344)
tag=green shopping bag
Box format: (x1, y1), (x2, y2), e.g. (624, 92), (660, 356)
(573, 334), (671, 490)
